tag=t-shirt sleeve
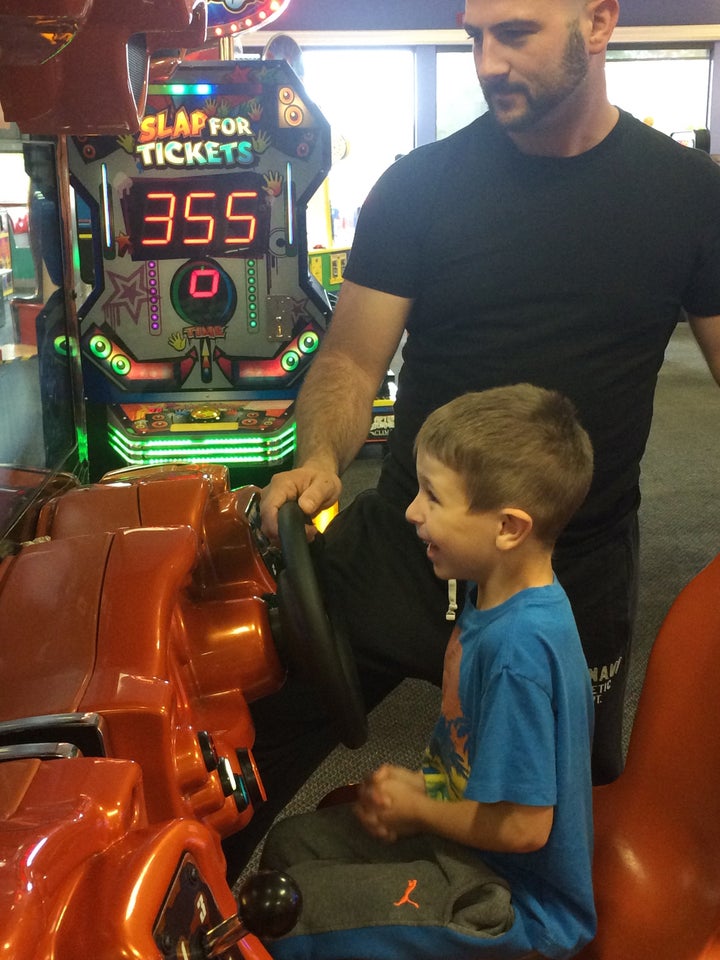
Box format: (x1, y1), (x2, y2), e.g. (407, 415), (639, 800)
(465, 666), (558, 808)
(342, 155), (427, 298)
(684, 225), (720, 317)
(682, 156), (720, 317)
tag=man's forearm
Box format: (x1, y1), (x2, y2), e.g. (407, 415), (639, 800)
(688, 313), (720, 386)
(293, 349), (380, 474)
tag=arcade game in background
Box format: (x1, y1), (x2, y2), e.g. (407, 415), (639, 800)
(0, 138), (87, 546)
(71, 53), (331, 481)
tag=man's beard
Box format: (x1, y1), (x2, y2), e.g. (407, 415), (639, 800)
(480, 21), (589, 132)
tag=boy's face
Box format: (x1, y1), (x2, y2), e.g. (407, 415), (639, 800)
(406, 449), (500, 583)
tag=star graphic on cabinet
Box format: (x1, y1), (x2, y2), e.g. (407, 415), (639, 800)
(104, 264), (149, 326)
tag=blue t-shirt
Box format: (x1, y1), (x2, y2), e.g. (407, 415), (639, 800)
(423, 579), (596, 959)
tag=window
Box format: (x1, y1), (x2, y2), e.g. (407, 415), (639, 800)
(436, 47), (487, 141)
(435, 44), (712, 141)
(301, 48), (415, 249)
(606, 47), (711, 136)
(271, 41), (713, 247)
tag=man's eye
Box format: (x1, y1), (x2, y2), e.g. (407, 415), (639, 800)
(499, 30), (530, 45)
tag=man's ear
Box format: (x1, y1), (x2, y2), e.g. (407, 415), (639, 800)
(586, 0), (619, 54)
(496, 508), (533, 551)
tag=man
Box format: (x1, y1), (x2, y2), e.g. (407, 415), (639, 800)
(250, 0), (720, 851)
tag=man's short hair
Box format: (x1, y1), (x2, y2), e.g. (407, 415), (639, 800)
(415, 384), (594, 546)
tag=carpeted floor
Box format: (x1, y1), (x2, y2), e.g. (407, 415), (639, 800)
(235, 321), (720, 885)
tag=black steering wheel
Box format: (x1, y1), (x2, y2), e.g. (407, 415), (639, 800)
(275, 501), (368, 749)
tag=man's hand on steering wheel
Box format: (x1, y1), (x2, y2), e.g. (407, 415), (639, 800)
(260, 462), (343, 541)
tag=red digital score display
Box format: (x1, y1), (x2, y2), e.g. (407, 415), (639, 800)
(123, 172), (271, 261)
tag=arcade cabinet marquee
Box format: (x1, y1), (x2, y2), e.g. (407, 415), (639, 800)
(70, 58), (331, 476)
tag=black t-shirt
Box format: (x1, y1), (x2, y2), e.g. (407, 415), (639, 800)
(344, 110), (720, 544)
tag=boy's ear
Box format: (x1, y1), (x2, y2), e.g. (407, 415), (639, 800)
(496, 508), (533, 550)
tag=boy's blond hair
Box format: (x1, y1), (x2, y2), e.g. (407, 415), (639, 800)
(415, 384), (594, 547)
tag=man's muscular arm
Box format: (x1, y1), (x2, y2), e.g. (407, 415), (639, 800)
(688, 313), (720, 386)
(260, 280), (411, 538)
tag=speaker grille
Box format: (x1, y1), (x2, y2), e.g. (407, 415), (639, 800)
(126, 33), (149, 114)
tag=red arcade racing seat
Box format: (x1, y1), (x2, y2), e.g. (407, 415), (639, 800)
(575, 551), (720, 960)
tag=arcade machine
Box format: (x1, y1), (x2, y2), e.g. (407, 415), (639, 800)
(0, 0), (214, 535)
(671, 127), (711, 152)
(69, 5), (332, 481)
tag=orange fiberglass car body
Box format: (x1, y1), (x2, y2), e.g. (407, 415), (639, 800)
(0, 462), (359, 958)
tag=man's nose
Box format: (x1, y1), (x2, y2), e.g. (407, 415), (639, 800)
(474, 36), (510, 81)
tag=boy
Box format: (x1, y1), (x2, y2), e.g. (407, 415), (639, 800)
(260, 384), (596, 960)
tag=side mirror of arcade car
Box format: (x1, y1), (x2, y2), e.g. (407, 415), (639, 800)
(0, 0), (207, 134)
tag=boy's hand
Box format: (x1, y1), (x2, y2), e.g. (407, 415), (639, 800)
(354, 764), (425, 842)
(356, 766), (555, 854)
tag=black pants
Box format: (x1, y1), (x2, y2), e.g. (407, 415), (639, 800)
(225, 490), (638, 878)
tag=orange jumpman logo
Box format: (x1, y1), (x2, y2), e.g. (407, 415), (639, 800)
(393, 878), (420, 908)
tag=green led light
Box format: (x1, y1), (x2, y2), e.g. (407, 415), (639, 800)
(53, 335), (69, 357)
(90, 335), (112, 359)
(108, 422), (297, 468)
(281, 351), (300, 372)
(298, 331), (320, 355)
(111, 354), (131, 376)
(77, 426), (89, 463)
(149, 83), (215, 97)
(108, 423), (296, 453)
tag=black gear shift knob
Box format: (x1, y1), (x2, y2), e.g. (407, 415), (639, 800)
(202, 870), (302, 957)
(237, 870), (302, 939)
